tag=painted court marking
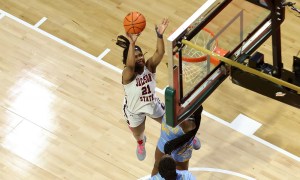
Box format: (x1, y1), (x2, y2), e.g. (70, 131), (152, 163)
(231, 114), (262, 136)
(0, 9), (299, 179)
(0, 12), (5, 20)
(189, 168), (255, 180)
(0, 9), (121, 74)
(34, 17), (47, 28)
(138, 168), (256, 180)
(204, 111), (300, 161)
(97, 48), (111, 61)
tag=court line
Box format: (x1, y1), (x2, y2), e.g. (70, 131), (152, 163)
(189, 167), (255, 180)
(168, 0), (216, 41)
(155, 86), (165, 95)
(0, 9), (122, 75)
(138, 167), (256, 180)
(204, 111), (300, 161)
(0, 12), (5, 19)
(0, 9), (299, 162)
(97, 48), (110, 61)
(34, 17), (47, 28)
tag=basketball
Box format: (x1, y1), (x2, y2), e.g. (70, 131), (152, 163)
(123, 11), (146, 34)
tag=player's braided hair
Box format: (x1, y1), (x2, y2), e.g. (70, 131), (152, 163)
(164, 105), (203, 155)
(116, 35), (142, 65)
(158, 156), (177, 180)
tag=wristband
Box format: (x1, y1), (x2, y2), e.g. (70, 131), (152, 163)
(155, 27), (163, 39)
(157, 33), (163, 39)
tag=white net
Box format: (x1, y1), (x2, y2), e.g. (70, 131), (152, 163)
(180, 28), (218, 94)
(182, 60), (208, 85)
(182, 28), (217, 58)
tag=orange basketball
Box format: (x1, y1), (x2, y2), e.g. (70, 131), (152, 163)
(123, 12), (146, 34)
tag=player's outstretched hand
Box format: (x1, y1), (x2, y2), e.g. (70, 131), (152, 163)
(155, 18), (169, 36)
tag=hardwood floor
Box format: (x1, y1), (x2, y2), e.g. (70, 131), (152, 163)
(0, 0), (300, 179)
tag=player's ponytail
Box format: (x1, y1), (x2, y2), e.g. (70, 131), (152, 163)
(116, 35), (143, 65)
(116, 35), (130, 65)
(164, 105), (203, 155)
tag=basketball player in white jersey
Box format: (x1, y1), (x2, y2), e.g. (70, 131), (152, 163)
(116, 18), (200, 161)
(116, 18), (169, 161)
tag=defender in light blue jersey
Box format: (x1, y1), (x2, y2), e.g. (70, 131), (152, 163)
(150, 154), (196, 179)
(151, 106), (203, 179)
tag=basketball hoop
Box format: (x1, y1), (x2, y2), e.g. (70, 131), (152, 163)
(175, 28), (228, 88)
(175, 28), (227, 65)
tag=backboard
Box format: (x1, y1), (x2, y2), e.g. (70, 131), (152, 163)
(166, 0), (271, 127)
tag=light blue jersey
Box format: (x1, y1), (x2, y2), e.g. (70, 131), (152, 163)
(157, 117), (193, 162)
(150, 170), (196, 180)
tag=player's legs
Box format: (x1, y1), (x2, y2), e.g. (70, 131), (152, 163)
(152, 115), (163, 124)
(179, 119), (201, 150)
(151, 146), (165, 176)
(128, 118), (147, 161)
(148, 98), (165, 124)
(129, 118), (146, 142)
(179, 119), (196, 133)
(123, 107), (148, 160)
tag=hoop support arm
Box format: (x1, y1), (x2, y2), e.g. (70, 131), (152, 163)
(182, 39), (300, 94)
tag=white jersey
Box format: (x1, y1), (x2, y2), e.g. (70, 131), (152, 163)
(123, 67), (158, 115)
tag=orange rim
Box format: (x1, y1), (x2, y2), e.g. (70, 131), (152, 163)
(175, 28), (228, 66)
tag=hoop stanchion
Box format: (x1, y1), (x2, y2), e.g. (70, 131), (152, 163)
(182, 39), (300, 94)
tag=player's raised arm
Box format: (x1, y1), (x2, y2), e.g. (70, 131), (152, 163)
(122, 33), (140, 84)
(146, 18), (169, 73)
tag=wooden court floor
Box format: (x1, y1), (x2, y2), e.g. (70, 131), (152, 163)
(0, 0), (300, 179)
